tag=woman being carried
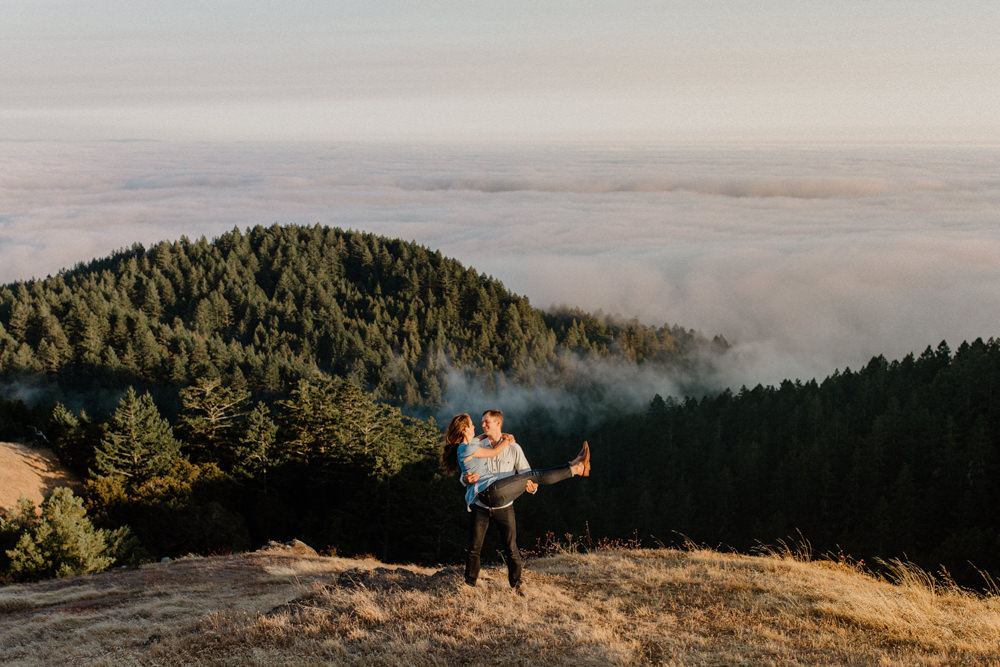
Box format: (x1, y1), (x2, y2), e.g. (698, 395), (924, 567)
(440, 413), (590, 510)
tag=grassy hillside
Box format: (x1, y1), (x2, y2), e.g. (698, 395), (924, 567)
(1, 542), (997, 665)
(0, 441), (79, 514)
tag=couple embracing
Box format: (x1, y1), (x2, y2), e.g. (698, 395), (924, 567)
(440, 409), (590, 595)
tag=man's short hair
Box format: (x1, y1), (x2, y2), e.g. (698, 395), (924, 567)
(482, 409), (504, 426)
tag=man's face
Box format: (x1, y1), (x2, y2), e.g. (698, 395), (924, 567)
(481, 415), (502, 439)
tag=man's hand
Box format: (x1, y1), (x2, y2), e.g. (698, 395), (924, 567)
(462, 472), (480, 485)
(526, 480), (538, 494)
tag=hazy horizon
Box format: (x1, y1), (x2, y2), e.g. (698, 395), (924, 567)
(3, 140), (998, 394)
(4, 3), (999, 145)
(3, 3), (998, 395)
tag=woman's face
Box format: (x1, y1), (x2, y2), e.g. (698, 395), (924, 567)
(463, 422), (476, 442)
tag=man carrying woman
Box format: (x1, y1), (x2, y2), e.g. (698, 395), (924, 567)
(440, 409), (590, 594)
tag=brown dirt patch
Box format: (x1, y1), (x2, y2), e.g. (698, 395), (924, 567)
(0, 441), (79, 514)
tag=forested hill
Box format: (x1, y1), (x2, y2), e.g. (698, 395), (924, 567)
(1, 223), (998, 590)
(0, 224), (723, 409)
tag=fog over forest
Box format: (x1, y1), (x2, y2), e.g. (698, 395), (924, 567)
(3, 141), (998, 393)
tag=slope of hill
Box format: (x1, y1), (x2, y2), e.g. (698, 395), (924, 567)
(1, 543), (997, 665)
(0, 441), (79, 514)
(0, 224), (722, 410)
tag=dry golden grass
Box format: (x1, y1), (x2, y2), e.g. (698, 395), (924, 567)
(1, 540), (998, 666)
(0, 441), (80, 514)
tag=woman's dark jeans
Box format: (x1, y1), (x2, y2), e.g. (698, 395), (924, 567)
(476, 465), (573, 508)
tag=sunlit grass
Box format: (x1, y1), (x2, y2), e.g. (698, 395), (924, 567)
(0, 441), (80, 512)
(1, 539), (998, 665)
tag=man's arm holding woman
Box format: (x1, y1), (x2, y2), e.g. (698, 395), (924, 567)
(462, 435), (538, 494)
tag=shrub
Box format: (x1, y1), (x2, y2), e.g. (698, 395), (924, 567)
(2, 487), (117, 581)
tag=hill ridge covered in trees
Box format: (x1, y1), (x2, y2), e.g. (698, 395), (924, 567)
(0, 224), (723, 581)
(0, 223), (723, 412)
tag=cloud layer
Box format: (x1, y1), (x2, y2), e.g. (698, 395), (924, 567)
(2, 141), (998, 392)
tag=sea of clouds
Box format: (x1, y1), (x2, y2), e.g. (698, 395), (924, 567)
(2, 141), (998, 400)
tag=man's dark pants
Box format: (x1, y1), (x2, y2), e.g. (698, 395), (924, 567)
(464, 503), (522, 588)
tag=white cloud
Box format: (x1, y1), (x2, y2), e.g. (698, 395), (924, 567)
(2, 141), (999, 393)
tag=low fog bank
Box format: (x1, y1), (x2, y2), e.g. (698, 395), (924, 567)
(436, 349), (713, 434)
(522, 233), (1000, 389)
(3, 141), (998, 394)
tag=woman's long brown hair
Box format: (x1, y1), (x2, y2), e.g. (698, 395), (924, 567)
(440, 413), (472, 475)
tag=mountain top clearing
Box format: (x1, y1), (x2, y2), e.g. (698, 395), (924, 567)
(1, 539), (998, 665)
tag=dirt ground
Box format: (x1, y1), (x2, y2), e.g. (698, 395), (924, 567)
(0, 441), (79, 514)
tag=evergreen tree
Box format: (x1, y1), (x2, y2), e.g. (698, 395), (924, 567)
(177, 377), (250, 467)
(94, 387), (182, 492)
(47, 402), (97, 472)
(2, 488), (116, 581)
(232, 402), (279, 483)
(278, 376), (343, 465)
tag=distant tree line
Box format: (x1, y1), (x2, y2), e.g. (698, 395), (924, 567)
(516, 338), (1000, 587)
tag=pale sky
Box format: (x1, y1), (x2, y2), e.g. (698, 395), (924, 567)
(3, 3), (1000, 395)
(3, 1), (999, 143)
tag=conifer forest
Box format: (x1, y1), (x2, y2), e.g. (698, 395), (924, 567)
(1, 224), (997, 587)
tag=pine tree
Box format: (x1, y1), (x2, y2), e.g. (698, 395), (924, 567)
(278, 376), (343, 465)
(232, 402), (279, 483)
(2, 488), (115, 581)
(177, 378), (250, 466)
(94, 387), (182, 491)
(48, 402), (96, 472)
